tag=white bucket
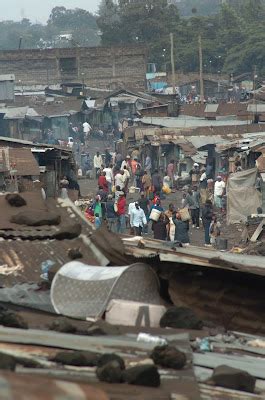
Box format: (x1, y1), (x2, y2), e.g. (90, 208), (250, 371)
(150, 208), (161, 222)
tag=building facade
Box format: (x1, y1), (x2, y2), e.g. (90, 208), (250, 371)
(0, 46), (147, 90)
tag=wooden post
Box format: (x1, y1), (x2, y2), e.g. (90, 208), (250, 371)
(170, 33), (176, 95)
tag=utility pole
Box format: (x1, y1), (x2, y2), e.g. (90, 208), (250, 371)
(253, 65), (258, 123)
(170, 33), (176, 95)
(198, 34), (204, 103)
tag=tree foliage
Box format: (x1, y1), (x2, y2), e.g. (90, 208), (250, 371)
(97, 0), (265, 76)
(0, 7), (100, 50)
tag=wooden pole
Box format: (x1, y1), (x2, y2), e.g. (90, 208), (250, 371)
(198, 34), (204, 102)
(170, 33), (176, 95)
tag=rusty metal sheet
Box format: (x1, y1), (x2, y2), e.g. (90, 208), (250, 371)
(122, 237), (265, 277)
(8, 148), (40, 176)
(0, 371), (109, 400)
(0, 238), (99, 287)
(0, 329), (201, 400)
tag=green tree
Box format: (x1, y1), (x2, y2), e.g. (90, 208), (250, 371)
(97, 0), (180, 66)
(47, 7), (100, 46)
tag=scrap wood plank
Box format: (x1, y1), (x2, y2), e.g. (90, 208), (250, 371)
(250, 218), (265, 242)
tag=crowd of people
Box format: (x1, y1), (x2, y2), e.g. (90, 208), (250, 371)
(83, 150), (226, 247)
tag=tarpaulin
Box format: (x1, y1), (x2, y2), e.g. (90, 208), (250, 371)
(227, 168), (262, 224)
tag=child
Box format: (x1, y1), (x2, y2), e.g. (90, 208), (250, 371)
(209, 215), (221, 246)
(95, 213), (101, 229)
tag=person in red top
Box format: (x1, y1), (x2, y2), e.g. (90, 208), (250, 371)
(98, 171), (108, 193)
(117, 192), (126, 234)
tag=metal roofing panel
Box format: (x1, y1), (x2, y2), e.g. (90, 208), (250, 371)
(204, 104), (219, 113)
(0, 328), (201, 400)
(0, 372), (109, 400)
(248, 104), (265, 113)
(187, 135), (227, 148)
(0, 107), (39, 119)
(0, 238), (99, 287)
(141, 116), (250, 128)
(122, 237), (265, 277)
(8, 148), (40, 176)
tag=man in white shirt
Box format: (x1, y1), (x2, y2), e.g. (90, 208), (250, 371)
(130, 202), (147, 236)
(121, 155), (131, 172)
(83, 121), (91, 138)
(94, 151), (103, 178)
(214, 176), (225, 209)
(115, 170), (125, 190)
(103, 164), (113, 192)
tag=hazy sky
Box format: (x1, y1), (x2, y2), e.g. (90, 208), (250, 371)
(0, 0), (101, 23)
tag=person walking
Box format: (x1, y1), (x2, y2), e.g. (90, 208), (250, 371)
(202, 200), (214, 246)
(214, 176), (226, 210)
(105, 148), (112, 167)
(93, 151), (103, 179)
(209, 215), (221, 246)
(173, 212), (190, 245)
(199, 169), (208, 205)
(106, 194), (118, 233)
(142, 170), (152, 198)
(98, 171), (108, 193)
(165, 203), (176, 242)
(123, 166), (130, 193)
(115, 170), (126, 191)
(121, 155), (131, 172)
(189, 163), (200, 185)
(152, 212), (170, 241)
(103, 164), (113, 193)
(190, 186), (200, 228)
(130, 201), (147, 236)
(152, 169), (162, 196)
(138, 192), (150, 234)
(167, 160), (175, 188)
(92, 195), (103, 226)
(117, 192), (126, 234)
(135, 163), (143, 189)
(144, 154), (152, 175)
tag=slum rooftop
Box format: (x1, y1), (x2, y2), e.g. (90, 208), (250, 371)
(0, 187), (264, 398)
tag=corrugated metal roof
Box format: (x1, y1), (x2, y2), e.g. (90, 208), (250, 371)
(0, 107), (39, 120)
(0, 238), (99, 287)
(0, 328), (201, 400)
(248, 104), (265, 113)
(122, 237), (265, 277)
(8, 148), (40, 176)
(204, 104), (219, 113)
(0, 372), (109, 400)
(141, 116), (250, 128)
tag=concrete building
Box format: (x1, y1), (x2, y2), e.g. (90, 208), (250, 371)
(0, 46), (147, 91)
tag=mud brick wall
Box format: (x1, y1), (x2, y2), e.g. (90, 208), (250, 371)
(0, 46), (147, 90)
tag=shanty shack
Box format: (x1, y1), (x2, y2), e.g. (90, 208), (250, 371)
(0, 137), (75, 197)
